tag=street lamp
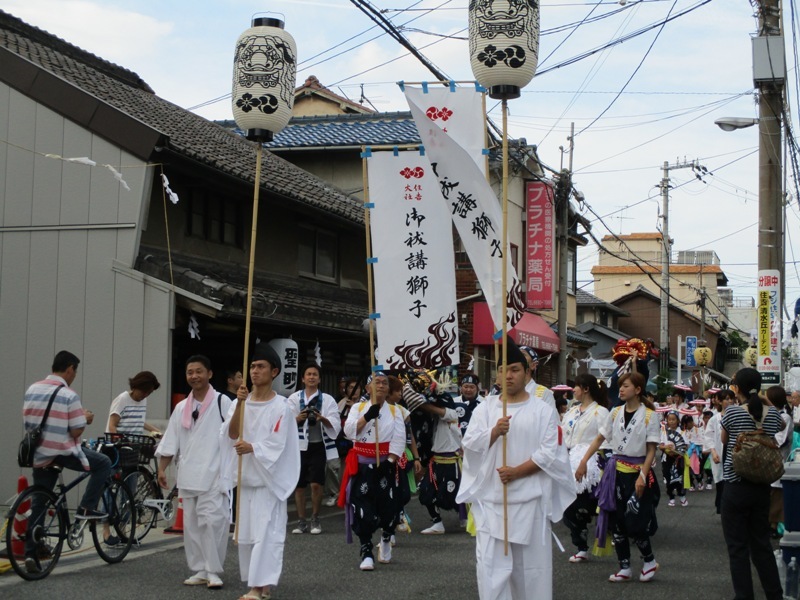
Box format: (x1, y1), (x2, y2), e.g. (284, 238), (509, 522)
(714, 117), (759, 132)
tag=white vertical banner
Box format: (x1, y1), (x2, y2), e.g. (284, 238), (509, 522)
(757, 269), (781, 385)
(404, 84), (524, 330)
(368, 150), (459, 370)
(268, 338), (299, 396)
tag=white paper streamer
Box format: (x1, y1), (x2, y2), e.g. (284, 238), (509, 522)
(188, 313), (201, 340)
(161, 173), (180, 204)
(314, 339), (322, 367)
(104, 164), (130, 191)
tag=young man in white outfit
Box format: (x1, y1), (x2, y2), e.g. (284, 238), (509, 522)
(157, 355), (232, 589)
(222, 344), (301, 600)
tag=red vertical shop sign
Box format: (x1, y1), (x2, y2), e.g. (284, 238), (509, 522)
(525, 181), (555, 310)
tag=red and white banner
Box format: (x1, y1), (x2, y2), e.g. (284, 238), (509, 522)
(525, 181), (555, 310)
(404, 85), (524, 332)
(367, 151), (459, 370)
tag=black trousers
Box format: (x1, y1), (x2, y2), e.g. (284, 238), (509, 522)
(563, 491), (597, 552)
(720, 480), (783, 600)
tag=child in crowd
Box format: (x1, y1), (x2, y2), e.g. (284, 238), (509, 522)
(659, 412), (688, 507)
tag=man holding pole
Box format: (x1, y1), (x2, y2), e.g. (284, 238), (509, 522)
(222, 343), (300, 600)
(339, 371), (407, 571)
(157, 355), (232, 589)
(457, 339), (575, 600)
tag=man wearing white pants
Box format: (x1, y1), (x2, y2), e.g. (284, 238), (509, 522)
(157, 355), (232, 589)
(457, 339), (575, 600)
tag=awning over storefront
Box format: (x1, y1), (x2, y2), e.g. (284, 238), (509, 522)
(472, 302), (561, 353)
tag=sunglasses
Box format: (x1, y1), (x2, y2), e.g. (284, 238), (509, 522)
(192, 407), (200, 422)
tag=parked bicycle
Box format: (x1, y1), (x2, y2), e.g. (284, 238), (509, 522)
(5, 440), (137, 581)
(110, 432), (178, 542)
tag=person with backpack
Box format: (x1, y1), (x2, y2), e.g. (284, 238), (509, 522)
(766, 386), (794, 537)
(720, 368), (785, 600)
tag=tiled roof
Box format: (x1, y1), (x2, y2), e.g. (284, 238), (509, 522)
(548, 324), (596, 347)
(575, 289), (607, 306)
(264, 112), (421, 149)
(0, 10), (363, 225)
(137, 249), (368, 333)
(294, 75), (375, 114)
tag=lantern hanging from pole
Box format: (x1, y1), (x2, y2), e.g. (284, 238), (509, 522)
(468, 0), (540, 100)
(232, 16), (296, 142)
(693, 340), (713, 367)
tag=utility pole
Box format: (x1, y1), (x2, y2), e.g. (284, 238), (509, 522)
(658, 158), (701, 374)
(757, 0), (784, 385)
(557, 123), (574, 384)
(699, 286), (707, 342)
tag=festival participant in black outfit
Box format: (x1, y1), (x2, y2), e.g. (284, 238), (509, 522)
(562, 373), (609, 563)
(339, 372), (407, 571)
(720, 368), (785, 600)
(576, 372), (661, 583)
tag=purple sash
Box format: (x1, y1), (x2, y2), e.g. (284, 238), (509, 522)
(593, 454), (644, 548)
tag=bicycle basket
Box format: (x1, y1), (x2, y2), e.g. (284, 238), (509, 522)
(98, 434), (142, 471)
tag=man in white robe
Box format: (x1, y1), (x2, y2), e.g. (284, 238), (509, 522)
(157, 355), (232, 589)
(457, 341), (575, 600)
(222, 344), (301, 600)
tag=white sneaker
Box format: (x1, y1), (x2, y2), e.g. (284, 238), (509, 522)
(359, 556), (375, 571)
(705, 483), (713, 490)
(378, 539), (392, 563)
(421, 521), (445, 535)
(206, 573), (223, 589)
(390, 534), (396, 547)
(309, 516), (322, 535)
(324, 495), (338, 507)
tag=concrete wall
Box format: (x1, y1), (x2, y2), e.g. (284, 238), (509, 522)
(0, 85), (173, 502)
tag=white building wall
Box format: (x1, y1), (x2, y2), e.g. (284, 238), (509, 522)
(0, 85), (173, 502)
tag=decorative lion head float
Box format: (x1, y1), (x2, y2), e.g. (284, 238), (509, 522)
(400, 369), (438, 395)
(611, 338), (659, 365)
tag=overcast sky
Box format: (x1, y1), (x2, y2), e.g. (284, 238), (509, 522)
(3, 0), (795, 324)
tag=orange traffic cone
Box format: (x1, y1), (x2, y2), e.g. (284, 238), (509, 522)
(164, 498), (184, 534)
(11, 475), (30, 558)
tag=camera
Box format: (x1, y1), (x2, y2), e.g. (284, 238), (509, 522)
(306, 404), (319, 426)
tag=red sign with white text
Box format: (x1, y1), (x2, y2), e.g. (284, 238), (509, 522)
(525, 181), (555, 310)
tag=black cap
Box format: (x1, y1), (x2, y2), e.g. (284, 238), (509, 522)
(504, 337), (528, 369)
(252, 344), (282, 374)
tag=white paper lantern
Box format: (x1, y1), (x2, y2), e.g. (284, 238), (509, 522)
(267, 338), (299, 397)
(232, 17), (297, 142)
(468, 1), (540, 100)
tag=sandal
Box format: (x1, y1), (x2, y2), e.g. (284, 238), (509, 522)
(238, 594), (261, 600)
(640, 562), (659, 582)
(608, 569), (632, 582)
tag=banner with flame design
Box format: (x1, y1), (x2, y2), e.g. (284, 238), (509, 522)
(404, 85), (524, 331)
(368, 151), (459, 369)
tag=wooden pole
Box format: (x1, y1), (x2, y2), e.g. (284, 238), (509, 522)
(362, 148), (380, 464)
(500, 99), (510, 556)
(234, 142), (264, 543)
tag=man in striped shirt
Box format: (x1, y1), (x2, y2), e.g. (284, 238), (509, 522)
(23, 351), (112, 523)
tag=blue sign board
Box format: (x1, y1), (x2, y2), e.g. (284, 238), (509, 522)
(686, 336), (697, 367)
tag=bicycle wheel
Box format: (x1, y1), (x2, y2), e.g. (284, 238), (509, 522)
(123, 467), (159, 542)
(5, 485), (65, 581)
(91, 478), (135, 563)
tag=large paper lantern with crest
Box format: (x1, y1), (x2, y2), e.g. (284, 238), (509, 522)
(469, 0), (540, 100)
(232, 16), (296, 142)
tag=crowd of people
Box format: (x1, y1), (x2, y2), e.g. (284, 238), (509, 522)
(20, 346), (800, 600)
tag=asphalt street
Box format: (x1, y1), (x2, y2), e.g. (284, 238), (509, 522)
(0, 484), (781, 600)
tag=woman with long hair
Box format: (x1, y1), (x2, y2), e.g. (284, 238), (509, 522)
(576, 372), (661, 583)
(562, 374), (610, 563)
(720, 368), (784, 600)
